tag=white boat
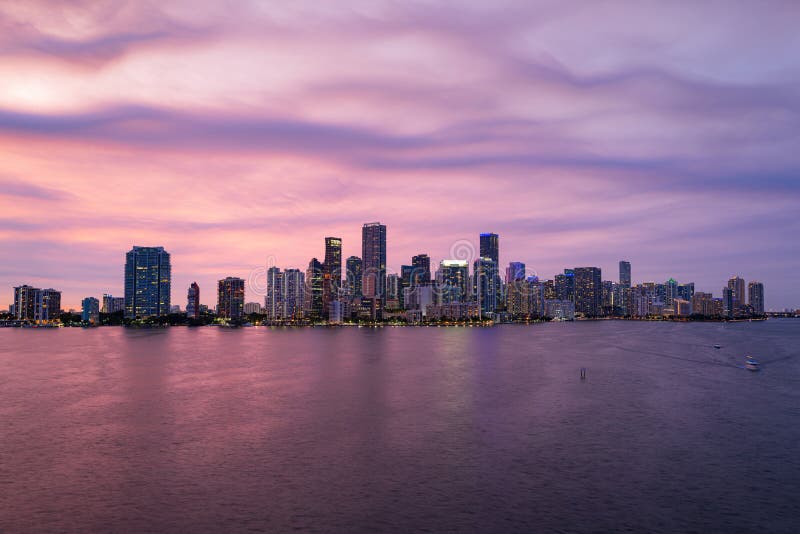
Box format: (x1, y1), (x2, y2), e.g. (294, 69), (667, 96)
(745, 356), (760, 372)
(714, 344), (722, 349)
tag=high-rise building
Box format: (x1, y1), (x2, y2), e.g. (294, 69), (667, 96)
(266, 267), (284, 319)
(619, 261), (631, 288)
(283, 268), (305, 319)
(35, 288), (61, 323)
(479, 233), (499, 265)
(217, 277), (245, 319)
(186, 282), (200, 320)
(665, 278), (678, 306)
(728, 276), (746, 313)
(345, 256), (362, 298)
(323, 237), (342, 314)
(124, 246), (171, 318)
(601, 280), (614, 312)
(505, 262), (526, 284)
(81, 297), (100, 324)
(691, 292), (715, 317)
(748, 281), (765, 315)
(362, 222), (387, 301)
(722, 287), (734, 317)
(411, 254), (431, 286)
(13, 285), (61, 323)
(13, 285), (38, 321)
(677, 283), (695, 302)
(436, 260), (469, 304)
(555, 270), (575, 302)
(103, 294), (125, 314)
(304, 258), (324, 319)
(474, 257), (498, 314)
(386, 273), (401, 308)
(574, 267), (602, 317)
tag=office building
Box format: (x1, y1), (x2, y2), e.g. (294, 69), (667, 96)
(362, 222), (387, 301)
(124, 246), (171, 318)
(474, 257), (498, 314)
(323, 237), (342, 315)
(217, 277), (245, 319)
(479, 233), (499, 265)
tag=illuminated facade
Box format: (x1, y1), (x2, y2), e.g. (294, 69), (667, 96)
(124, 246), (171, 318)
(362, 222), (387, 301)
(217, 277), (245, 319)
(574, 267), (602, 317)
(186, 282), (200, 319)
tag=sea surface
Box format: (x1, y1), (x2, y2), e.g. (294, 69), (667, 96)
(1, 320), (799, 533)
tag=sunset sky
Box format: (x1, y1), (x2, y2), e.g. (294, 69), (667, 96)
(1, 0), (799, 310)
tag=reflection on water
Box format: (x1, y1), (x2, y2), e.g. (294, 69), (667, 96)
(1, 320), (799, 532)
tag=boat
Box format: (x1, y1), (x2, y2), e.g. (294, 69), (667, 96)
(745, 356), (760, 372)
(714, 344), (722, 349)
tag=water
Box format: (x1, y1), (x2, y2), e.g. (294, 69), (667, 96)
(1, 320), (798, 532)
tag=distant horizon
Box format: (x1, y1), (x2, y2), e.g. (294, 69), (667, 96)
(1, 2), (798, 310)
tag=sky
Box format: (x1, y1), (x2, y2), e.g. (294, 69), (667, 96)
(1, 0), (799, 310)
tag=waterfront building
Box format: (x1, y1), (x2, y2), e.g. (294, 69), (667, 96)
(304, 258), (324, 319)
(665, 278), (679, 306)
(103, 294), (125, 314)
(723, 287), (734, 318)
(404, 285), (435, 316)
(283, 268), (305, 319)
(505, 262), (527, 316)
(244, 302), (262, 315)
(727, 276), (746, 314)
(691, 292), (715, 317)
(124, 246), (171, 318)
(411, 254), (431, 285)
(81, 297), (100, 324)
(555, 271), (575, 302)
(323, 237), (342, 316)
(266, 267), (284, 319)
(474, 257), (498, 314)
(217, 277), (245, 319)
(574, 267), (602, 317)
(362, 222), (387, 301)
(677, 283), (695, 302)
(602, 280), (614, 314)
(673, 299), (691, 317)
(479, 233), (499, 265)
(329, 300), (343, 324)
(186, 283), (200, 319)
(545, 299), (575, 321)
(35, 288), (61, 323)
(345, 256), (362, 298)
(386, 273), (401, 310)
(748, 281), (765, 315)
(13, 285), (38, 321)
(426, 302), (479, 321)
(435, 260), (470, 304)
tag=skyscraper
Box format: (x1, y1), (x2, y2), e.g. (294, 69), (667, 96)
(411, 254), (431, 285)
(479, 233), (499, 265)
(474, 257), (498, 314)
(619, 261), (631, 288)
(436, 260), (469, 304)
(362, 222), (387, 301)
(345, 256), (362, 298)
(283, 268), (305, 319)
(728, 276), (746, 313)
(748, 281), (765, 315)
(217, 277), (245, 319)
(103, 294), (125, 314)
(305, 258), (324, 319)
(186, 282), (200, 320)
(574, 267), (602, 317)
(35, 288), (61, 323)
(505, 262), (527, 316)
(323, 237), (342, 314)
(266, 267), (284, 319)
(124, 246), (171, 318)
(13, 285), (38, 321)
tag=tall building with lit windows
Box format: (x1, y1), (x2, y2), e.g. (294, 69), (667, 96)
(345, 256), (362, 298)
(728, 276), (746, 313)
(323, 237), (342, 315)
(574, 267), (602, 317)
(436, 260), (469, 304)
(217, 277), (245, 319)
(266, 267), (284, 319)
(124, 246), (171, 318)
(619, 261), (631, 288)
(411, 254), (431, 285)
(479, 233), (499, 265)
(283, 268), (305, 319)
(362, 222), (387, 301)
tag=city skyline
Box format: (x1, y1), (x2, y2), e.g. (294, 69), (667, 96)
(1, 2), (799, 310)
